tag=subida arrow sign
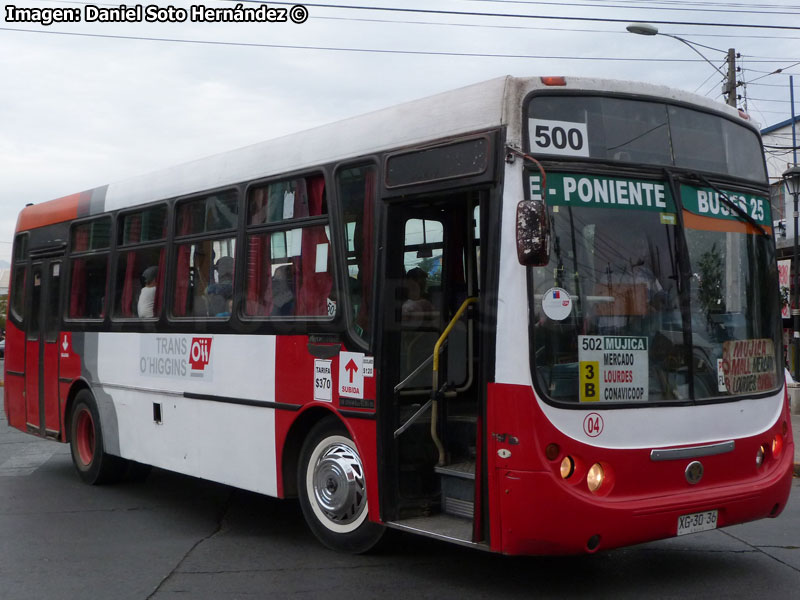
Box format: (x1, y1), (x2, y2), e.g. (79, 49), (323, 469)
(338, 351), (364, 399)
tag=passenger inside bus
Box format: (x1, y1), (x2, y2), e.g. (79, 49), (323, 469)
(271, 264), (295, 316)
(207, 256), (234, 317)
(137, 266), (158, 318)
(402, 267), (435, 324)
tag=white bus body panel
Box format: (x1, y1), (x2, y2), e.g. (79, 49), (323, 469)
(95, 333), (278, 496)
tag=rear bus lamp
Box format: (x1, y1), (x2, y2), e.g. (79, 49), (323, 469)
(540, 76), (566, 86)
(587, 463), (605, 493)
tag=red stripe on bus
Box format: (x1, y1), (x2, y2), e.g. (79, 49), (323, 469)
(16, 193), (81, 232)
(682, 210), (771, 236)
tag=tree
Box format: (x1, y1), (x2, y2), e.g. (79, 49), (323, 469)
(696, 243), (725, 319)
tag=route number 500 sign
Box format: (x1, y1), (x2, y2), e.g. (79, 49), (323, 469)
(529, 119), (590, 157)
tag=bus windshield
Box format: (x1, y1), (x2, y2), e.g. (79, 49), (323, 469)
(529, 170), (780, 406)
(527, 95), (766, 183)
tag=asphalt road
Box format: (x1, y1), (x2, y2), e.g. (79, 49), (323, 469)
(1, 387), (800, 599)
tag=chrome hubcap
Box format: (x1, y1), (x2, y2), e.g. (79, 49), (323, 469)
(312, 442), (366, 525)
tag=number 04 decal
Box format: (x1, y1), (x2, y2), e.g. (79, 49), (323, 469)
(529, 119), (590, 157)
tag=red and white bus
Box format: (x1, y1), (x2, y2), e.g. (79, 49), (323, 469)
(4, 75), (793, 554)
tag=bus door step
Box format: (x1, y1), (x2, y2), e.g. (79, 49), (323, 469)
(434, 461), (475, 519)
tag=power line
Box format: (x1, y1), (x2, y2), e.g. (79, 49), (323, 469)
(693, 70), (721, 94)
(748, 61), (800, 81)
(0, 25), (743, 62)
(749, 97), (798, 103)
(757, 109), (799, 115)
(749, 81), (800, 87)
(463, 0), (800, 8)
(458, 0), (800, 16)
(25, 0), (800, 42)
(234, 1), (800, 30)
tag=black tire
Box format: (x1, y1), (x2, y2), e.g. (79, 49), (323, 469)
(298, 417), (384, 553)
(69, 390), (129, 485)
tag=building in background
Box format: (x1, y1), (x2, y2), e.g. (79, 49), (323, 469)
(763, 115), (799, 255)
(762, 115), (799, 368)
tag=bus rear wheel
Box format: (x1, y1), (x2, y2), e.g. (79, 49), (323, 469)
(298, 418), (384, 553)
(69, 390), (128, 485)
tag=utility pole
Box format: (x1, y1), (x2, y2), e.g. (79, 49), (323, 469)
(725, 48), (737, 107)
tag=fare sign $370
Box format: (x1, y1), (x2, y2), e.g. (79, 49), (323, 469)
(314, 359), (333, 402)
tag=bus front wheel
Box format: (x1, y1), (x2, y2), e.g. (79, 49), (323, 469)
(298, 417), (384, 553)
(69, 390), (128, 485)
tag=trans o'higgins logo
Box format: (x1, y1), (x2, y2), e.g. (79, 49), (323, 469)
(139, 335), (214, 381)
(189, 337), (212, 375)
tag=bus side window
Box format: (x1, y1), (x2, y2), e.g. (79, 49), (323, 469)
(172, 192), (238, 320)
(336, 165), (376, 339)
(10, 264), (27, 322)
(114, 204), (167, 320)
(68, 218), (111, 320)
(244, 174), (332, 320)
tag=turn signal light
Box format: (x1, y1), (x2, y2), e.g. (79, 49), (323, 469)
(587, 463), (605, 493)
(772, 434), (784, 457)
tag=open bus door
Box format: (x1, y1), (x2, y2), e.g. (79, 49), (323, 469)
(379, 190), (486, 544)
(23, 259), (63, 438)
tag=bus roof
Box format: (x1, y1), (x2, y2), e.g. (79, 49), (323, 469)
(16, 75), (751, 233)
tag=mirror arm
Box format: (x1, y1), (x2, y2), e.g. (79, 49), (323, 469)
(507, 147), (551, 267)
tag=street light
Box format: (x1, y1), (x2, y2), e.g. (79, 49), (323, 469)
(784, 164), (800, 381)
(626, 23), (736, 107)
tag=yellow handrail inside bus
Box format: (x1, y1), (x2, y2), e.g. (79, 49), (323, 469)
(431, 296), (478, 466)
(432, 297), (478, 374)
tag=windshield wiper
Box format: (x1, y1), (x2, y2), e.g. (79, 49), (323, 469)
(685, 172), (769, 238)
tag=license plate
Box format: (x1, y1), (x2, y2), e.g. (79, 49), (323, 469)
(677, 510), (718, 536)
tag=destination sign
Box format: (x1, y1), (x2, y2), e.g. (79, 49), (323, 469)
(530, 173), (770, 227)
(530, 173), (675, 213)
(679, 185), (771, 226)
(578, 335), (649, 403)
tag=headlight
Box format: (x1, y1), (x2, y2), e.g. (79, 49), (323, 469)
(587, 463), (605, 493)
(560, 456), (575, 479)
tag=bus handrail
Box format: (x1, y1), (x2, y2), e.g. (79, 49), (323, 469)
(432, 297), (479, 377)
(432, 297), (478, 465)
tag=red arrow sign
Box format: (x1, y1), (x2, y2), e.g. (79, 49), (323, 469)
(345, 359), (358, 383)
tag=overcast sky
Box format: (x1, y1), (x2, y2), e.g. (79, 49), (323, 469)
(1, 0), (799, 264)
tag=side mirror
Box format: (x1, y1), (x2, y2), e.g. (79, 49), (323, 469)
(516, 200), (550, 266)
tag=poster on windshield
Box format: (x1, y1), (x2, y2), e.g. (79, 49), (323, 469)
(578, 335), (648, 403)
(719, 339), (776, 394)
